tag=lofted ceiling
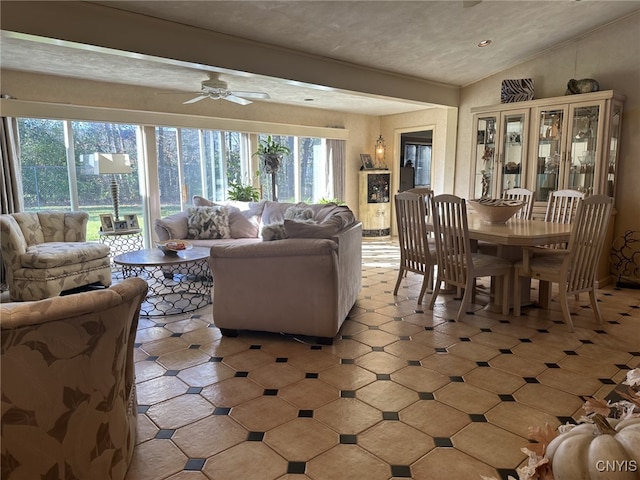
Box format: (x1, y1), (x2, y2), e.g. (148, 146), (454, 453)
(1, 0), (639, 115)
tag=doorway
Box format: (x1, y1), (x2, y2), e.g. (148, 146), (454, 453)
(399, 130), (433, 191)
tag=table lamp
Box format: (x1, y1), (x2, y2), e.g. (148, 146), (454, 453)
(86, 153), (132, 221)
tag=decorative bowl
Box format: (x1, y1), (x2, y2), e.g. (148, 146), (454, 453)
(156, 240), (193, 255)
(468, 198), (524, 224)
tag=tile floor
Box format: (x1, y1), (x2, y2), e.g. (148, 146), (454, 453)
(125, 239), (640, 480)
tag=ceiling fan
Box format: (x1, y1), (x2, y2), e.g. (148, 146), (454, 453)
(172, 74), (271, 106)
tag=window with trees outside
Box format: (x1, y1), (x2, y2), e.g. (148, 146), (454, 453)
(16, 118), (337, 244)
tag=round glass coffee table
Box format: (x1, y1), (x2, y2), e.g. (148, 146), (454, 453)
(114, 247), (212, 316)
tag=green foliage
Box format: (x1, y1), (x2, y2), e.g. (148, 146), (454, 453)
(253, 135), (291, 157)
(227, 181), (260, 201)
(319, 197), (346, 205)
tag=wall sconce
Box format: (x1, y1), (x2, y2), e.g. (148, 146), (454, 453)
(83, 153), (132, 221)
(375, 135), (386, 166)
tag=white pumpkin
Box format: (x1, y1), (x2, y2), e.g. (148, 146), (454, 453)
(545, 415), (640, 480)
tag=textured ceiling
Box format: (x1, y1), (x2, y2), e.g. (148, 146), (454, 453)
(1, 1), (639, 115)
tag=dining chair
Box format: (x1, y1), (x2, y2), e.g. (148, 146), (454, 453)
(406, 187), (435, 225)
(545, 189), (585, 224)
(503, 187), (535, 220)
(393, 191), (437, 305)
(513, 195), (614, 332)
(428, 194), (513, 321)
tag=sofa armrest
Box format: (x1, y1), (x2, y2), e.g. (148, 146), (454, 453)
(0, 214), (28, 268)
(155, 211), (189, 241)
(210, 237), (337, 259)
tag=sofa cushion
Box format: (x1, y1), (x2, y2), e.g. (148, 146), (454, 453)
(193, 196), (263, 238)
(187, 206), (231, 240)
(21, 242), (110, 269)
(284, 206), (356, 239)
(154, 211), (188, 241)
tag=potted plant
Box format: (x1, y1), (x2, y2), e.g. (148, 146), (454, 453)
(227, 180), (260, 202)
(253, 136), (291, 200)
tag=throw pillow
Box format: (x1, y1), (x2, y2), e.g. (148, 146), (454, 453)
(261, 223), (288, 241)
(284, 205), (315, 222)
(186, 206), (231, 239)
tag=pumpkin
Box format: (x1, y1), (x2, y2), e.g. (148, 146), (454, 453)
(545, 414), (640, 480)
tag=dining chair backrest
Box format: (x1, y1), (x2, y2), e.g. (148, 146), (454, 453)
(545, 189), (585, 224)
(503, 187), (534, 220)
(565, 195), (614, 292)
(429, 193), (472, 290)
(406, 187), (434, 223)
(394, 191), (434, 278)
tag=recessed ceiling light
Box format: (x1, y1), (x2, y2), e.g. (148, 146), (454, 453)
(477, 40), (492, 47)
(304, 98), (314, 102)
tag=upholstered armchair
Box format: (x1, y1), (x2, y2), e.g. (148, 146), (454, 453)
(1, 277), (148, 480)
(0, 211), (112, 301)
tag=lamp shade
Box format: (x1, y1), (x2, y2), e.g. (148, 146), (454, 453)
(83, 153), (132, 175)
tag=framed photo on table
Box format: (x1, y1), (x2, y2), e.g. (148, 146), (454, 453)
(125, 214), (139, 229)
(99, 213), (115, 232)
(114, 220), (129, 232)
(360, 154), (375, 170)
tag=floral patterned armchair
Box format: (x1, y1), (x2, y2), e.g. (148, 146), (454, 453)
(1, 277), (148, 480)
(0, 211), (112, 301)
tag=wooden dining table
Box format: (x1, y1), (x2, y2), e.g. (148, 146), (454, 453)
(428, 215), (572, 312)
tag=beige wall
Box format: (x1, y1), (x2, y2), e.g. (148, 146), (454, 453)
(456, 12), (640, 241)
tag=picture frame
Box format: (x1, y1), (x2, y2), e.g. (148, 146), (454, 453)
(114, 220), (129, 232)
(99, 213), (115, 232)
(125, 213), (139, 230)
(360, 154), (375, 170)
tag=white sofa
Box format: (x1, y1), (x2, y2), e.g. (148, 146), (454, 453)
(154, 198), (362, 343)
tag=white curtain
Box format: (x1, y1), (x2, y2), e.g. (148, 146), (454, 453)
(328, 139), (345, 201)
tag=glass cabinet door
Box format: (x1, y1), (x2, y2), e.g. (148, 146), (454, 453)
(533, 107), (567, 202)
(567, 103), (602, 195)
(473, 115), (497, 198)
(500, 112), (527, 192)
(606, 102), (622, 197)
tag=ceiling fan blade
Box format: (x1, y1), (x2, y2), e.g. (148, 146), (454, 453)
(232, 91), (271, 100)
(225, 95), (253, 105)
(183, 95), (208, 104)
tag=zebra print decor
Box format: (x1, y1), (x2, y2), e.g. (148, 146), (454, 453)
(501, 78), (534, 103)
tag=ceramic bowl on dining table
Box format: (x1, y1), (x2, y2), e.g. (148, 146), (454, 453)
(468, 198), (524, 224)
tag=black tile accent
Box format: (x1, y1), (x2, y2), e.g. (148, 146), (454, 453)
(460, 337), (471, 342)
(399, 336), (411, 341)
(209, 357), (223, 363)
(407, 360), (421, 366)
(599, 378), (616, 385)
(594, 330), (608, 334)
(564, 350), (578, 356)
(520, 338), (533, 343)
(419, 392), (435, 400)
(499, 320), (510, 324)
(164, 370), (180, 376)
(247, 431), (265, 441)
(391, 465), (412, 477)
(537, 329), (549, 333)
(311, 345), (322, 350)
(145, 356), (159, 362)
(235, 371), (249, 377)
(580, 339), (594, 344)
(499, 349), (513, 354)
(184, 458), (206, 471)
(608, 320), (621, 324)
(187, 387), (203, 394)
(368, 325), (380, 330)
(189, 344), (201, 349)
(298, 409), (314, 418)
(556, 416), (575, 425)
(372, 346), (385, 352)
(306, 373), (319, 378)
(480, 328), (492, 333)
(340, 434), (357, 444)
(170, 332), (183, 337)
(434, 437), (453, 447)
(616, 364), (631, 370)
(629, 352), (640, 356)
(214, 407), (231, 415)
(155, 429), (175, 439)
(134, 342), (142, 348)
(497, 468), (519, 480)
(249, 345), (262, 350)
(264, 389), (278, 396)
(415, 309), (425, 314)
(449, 376), (464, 383)
(341, 358), (355, 365)
(137, 405), (150, 413)
(383, 412), (399, 420)
(155, 323), (167, 328)
(435, 348), (448, 353)
(424, 326), (434, 331)
(276, 357), (288, 363)
(287, 462), (306, 474)
(469, 414), (487, 422)
(476, 361), (490, 367)
(377, 374), (391, 381)
(341, 390), (356, 398)
(545, 363), (560, 368)
(341, 335), (353, 340)
(499, 394), (515, 402)
(524, 377), (540, 383)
